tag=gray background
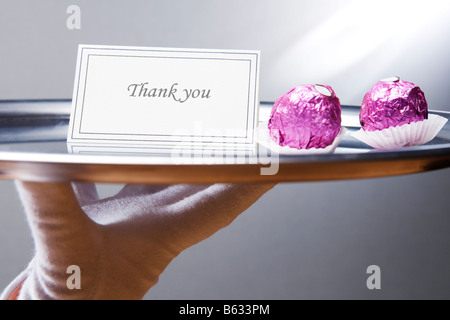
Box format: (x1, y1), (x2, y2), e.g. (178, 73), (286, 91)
(0, 0), (449, 299)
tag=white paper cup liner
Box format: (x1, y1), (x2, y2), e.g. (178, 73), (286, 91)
(257, 121), (347, 155)
(351, 114), (448, 149)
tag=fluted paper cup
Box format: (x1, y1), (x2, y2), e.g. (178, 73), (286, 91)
(351, 114), (447, 149)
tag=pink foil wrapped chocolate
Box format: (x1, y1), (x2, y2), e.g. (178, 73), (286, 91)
(360, 77), (428, 131)
(352, 77), (447, 149)
(268, 85), (341, 149)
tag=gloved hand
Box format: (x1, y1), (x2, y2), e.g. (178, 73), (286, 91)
(1, 182), (274, 300)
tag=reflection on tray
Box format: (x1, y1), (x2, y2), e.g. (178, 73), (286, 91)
(68, 142), (259, 161)
(66, 142), (283, 175)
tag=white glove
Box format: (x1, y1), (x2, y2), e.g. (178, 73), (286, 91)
(1, 182), (274, 300)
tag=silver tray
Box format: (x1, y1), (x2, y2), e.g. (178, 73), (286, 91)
(0, 100), (449, 184)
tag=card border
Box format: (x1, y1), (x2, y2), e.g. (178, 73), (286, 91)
(68, 45), (260, 146)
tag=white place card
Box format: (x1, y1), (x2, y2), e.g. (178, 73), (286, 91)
(67, 45), (260, 147)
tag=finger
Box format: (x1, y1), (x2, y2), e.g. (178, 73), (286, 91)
(113, 184), (170, 199)
(78, 184), (212, 225)
(160, 183), (276, 250)
(139, 184), (211, 206)
(77, 184), (170, 222)
(77, 185), (170, 225)
(71, 182), (99, 206)
(108, 184), (210, 208)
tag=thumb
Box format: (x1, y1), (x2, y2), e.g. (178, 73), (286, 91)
(71, 183), (99, 207)
(162, 183), (276, 250)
